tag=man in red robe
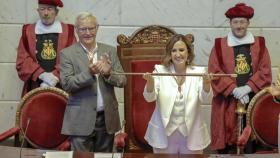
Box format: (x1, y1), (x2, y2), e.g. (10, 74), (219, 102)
(16, 0), (76, 96)
(208, 3), (272, 153)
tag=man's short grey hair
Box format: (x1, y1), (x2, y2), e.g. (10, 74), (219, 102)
(75, 11), (99, 27)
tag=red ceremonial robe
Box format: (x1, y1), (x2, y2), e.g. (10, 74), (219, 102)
(208, 36), (272, 150)
(16, 23), (76, 96)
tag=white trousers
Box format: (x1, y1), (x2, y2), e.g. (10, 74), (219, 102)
(153, 130), (203, 154)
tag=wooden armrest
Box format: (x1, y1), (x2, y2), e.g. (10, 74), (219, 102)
(0, 127), (21, 142)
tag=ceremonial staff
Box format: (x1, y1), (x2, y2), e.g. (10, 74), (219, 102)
(111, 72), (237, 78)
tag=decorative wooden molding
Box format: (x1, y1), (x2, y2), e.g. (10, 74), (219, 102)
(117, 34), (129, 45)
(117, 25), (176, 46)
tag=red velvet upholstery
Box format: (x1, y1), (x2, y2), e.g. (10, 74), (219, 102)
(247, 89), (280, 148)
(20, 89), (68, 148)
(0, 87), (69, 150)
(130, 60), (160, 147)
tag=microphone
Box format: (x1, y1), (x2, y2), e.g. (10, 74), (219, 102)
(19, 118), (31, 158)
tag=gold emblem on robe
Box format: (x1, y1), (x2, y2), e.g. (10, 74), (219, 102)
(235, 54), (250, 74)
(41, 40), (56, 60)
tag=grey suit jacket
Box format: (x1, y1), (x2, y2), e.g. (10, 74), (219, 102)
(60, 42), (126, 136)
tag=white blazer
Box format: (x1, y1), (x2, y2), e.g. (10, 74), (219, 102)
(143, 64), (212, 150)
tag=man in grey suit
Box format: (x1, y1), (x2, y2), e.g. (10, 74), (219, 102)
(60, 11), (126, 152)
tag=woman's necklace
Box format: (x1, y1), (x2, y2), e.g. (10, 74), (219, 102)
(171, 65), (186, 99)
(173, 76), (185, 99)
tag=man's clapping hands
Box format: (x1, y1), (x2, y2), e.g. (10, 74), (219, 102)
(88, 54), (112, 76)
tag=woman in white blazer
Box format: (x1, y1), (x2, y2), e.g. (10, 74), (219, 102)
(143, 34), (213, 154)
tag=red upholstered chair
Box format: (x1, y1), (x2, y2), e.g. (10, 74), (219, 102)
(117, 25), (194, 152)
(0, 87), (70, 150)
(242, 88), (280, 153)
(130, 60), (161, 148)
(113, 60), (161, 153)
(117, 25), (175, 152)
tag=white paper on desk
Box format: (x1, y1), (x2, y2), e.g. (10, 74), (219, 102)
(94, 153), (121, 158)
(45, 151), (73, 158)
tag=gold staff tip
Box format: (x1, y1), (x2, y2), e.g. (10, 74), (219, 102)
(231, 74), (238, 78)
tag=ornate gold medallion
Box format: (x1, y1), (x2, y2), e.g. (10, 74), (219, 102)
(235, 54), (250, 74)
(41, 40), (56, 60)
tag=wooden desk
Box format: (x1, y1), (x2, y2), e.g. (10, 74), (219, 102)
(0, 146), (279, 158)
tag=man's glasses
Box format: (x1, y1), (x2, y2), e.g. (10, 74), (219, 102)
(77, 26), (98, 33)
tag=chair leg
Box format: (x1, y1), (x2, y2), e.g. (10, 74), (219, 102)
(14, 133), (20, 147)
